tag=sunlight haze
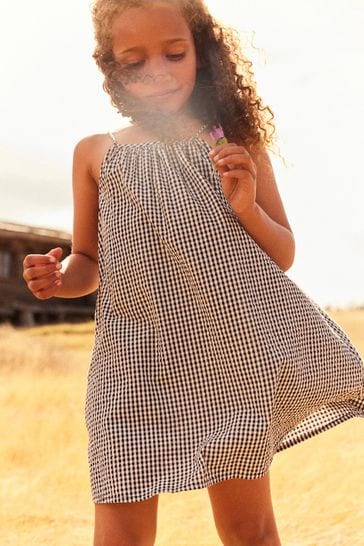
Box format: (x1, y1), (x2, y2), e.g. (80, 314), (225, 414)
(0, 0), (363, 307)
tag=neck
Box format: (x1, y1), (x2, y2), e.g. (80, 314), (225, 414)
(131, 106), (208, 141)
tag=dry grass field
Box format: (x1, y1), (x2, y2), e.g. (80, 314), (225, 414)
(0, 309), (363, 545)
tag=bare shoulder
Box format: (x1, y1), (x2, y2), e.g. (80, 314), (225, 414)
(233, 138), (270, 163)
(73, 133), (115, 185)
(73, 125), (151, 184)
(233, 138), (274, 176)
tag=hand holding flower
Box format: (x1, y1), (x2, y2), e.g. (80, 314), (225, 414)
(208, 126), (258, 218)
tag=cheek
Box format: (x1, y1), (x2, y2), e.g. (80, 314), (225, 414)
(119, 70), (145, 89)
(185, 57), (197, 86)
(119, 72), (159, 100)
(186, 70), (197, 93)
(122, 81), (142, 96)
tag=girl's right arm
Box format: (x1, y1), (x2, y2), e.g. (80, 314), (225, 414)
(23, 136), (100, 300)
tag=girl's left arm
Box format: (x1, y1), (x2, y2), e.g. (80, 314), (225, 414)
(209, 142), (295, 272)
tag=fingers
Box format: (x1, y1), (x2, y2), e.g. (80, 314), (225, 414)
(208, 145), (256, 177)
(23, 261), (62, 282)
(27, 269), (62, 291)
(212, 146), (254, 164)
(208, 142), (238, 155)
(223, 168), (255, 179)
(214, 148), (251, 162)
(47, 247), (63, 260)
(25, 271), (62, 299)
(220, 160), (256, 179)
(23, 252), (58, 269)
(22, 250), (62, 300)
(32, 279), (63, 300)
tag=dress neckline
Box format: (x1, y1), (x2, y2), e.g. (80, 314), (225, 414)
(109, 135), (213, 149)
(99, 136), (214, 187)
(108, 121), (210, 147)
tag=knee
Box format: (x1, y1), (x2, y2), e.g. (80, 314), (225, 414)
(221, 523), (281, 546)
(94, 531), (156, 546)
(93, 510), (157, 546)
(93, 496), (159, 546)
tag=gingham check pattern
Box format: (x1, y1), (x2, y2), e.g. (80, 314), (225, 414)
(85, 135), (364, 503)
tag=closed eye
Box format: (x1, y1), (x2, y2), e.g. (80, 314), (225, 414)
(167, 53), (186, 61)
(123, 61), (144, 70)
(121, 53), (186, 70)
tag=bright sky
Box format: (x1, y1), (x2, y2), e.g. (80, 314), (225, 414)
(0, 0), (363, 308)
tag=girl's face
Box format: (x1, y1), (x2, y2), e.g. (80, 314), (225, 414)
(111, 2), (197, 116)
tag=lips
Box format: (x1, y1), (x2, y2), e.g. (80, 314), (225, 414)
(148, 89), (178, 98)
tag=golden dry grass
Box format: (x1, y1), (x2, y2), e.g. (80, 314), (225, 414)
(0, 309), (363, 545)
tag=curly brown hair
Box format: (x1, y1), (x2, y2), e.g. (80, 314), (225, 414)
(91, 0), (277, 151)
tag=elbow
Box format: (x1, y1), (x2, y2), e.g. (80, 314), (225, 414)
(281, 232), (296, 272)
(85, 263), (100, 294)
(91, 271), (100, 293)
(71, 249), (98, 264)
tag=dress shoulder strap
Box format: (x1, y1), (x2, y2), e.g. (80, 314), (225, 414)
(108, 131), (117, 143)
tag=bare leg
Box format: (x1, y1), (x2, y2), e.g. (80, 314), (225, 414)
(207, 471), (281, 545)
(93, 494), (159, 546)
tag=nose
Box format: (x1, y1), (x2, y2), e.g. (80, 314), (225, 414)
(141, 56), (174, 87)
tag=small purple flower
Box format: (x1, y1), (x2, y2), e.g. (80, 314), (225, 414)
(209, 125), (225, 142)
(209, 125), (228, 170)
(209, 125), (228, 147)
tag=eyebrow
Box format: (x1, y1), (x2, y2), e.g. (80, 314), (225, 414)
(116, 38), (189, 56)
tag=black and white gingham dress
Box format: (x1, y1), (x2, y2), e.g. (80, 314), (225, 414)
(85, 134), (364, 503)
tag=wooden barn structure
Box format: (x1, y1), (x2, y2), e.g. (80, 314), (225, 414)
(0, 220), (97, 326)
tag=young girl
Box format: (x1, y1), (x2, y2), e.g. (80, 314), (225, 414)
(22, 1), (364, 544)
